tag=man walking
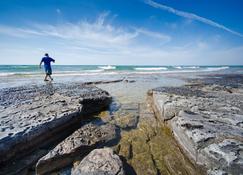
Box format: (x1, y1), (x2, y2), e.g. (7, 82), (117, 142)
(39, 53), (55, 81)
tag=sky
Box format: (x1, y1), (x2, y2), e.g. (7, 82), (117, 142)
(0, 0), (243, 65)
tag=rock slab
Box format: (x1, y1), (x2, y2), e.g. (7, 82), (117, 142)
(36, 123), (117, 175)
(150, 74), (243, 174)
(0, 83), (112, 166)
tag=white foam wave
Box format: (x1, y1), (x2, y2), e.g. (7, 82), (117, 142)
(85, 69), (104, 72)
(174, 66), (182, 69)
(0, 72), (42, 76)
(55, 70), (104, 73)
(205, 66), (229, 71)
(183, 66), (200, 69)
(134, 67), (168, 71)
(0, 72), (16, 76)
(98, 65), (116, 70)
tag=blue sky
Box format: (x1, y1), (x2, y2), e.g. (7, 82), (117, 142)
(0, 0), (243, 65)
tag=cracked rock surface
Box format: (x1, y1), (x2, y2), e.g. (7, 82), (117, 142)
(0, 83), (111, 171)
(150, 74), (243, 174)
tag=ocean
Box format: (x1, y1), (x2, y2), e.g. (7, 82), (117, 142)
(0, 65), (243, 102)
(0, 65), (242, 77)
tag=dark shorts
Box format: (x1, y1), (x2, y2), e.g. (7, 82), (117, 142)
(44, 66), (52, 75)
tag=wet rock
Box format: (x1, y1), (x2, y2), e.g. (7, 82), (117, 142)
(36, 123), (117, 175)
(116, 103), (202, 175)
(114, 113), (139, 130)
(0, 83), (112, 167)
(84, 79), (124, 85)
(83, 78), (135, 85)
(112, 103), (139, 130)
(71, 148), (125, 175)
(150, 74), (243, 174)
(190, 74), (243, 88)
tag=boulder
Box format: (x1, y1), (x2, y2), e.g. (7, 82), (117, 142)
(36, 123), (117, 175)
(71, 148), (125, 175)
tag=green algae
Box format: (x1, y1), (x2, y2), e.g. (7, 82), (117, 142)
(116, 121), (203, 175)
(98, 102), (204, 175)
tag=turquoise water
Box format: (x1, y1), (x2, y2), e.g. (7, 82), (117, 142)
(0, 65), (243, 76)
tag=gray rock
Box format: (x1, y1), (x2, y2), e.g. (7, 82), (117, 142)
(207, 169), (227, 175)
(151, 92), (190, 121)
(0, 83), (112, 166)
(199, 139), (243, 175)
(71, 148), (125, 175)
(150, 74), (243, 174)
(36, 123), (117, 175)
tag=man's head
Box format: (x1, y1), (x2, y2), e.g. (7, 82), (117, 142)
(45, 53), (49, 57)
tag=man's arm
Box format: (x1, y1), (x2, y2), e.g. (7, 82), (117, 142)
(39, 59), (43, 69)
(51, 58), (55, 63)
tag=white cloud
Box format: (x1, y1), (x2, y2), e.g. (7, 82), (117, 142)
(145, 0), (243, 38)
(0, 25), (44, 37)
(0, 12), (139, 47)
(0, 12), (242, 65)
(0, 12), (171, 50)
(135, 28), (171, 43)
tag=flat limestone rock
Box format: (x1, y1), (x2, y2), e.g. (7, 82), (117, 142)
(200, 139), (243, 174)
(150, 74), (243, 174)
(0, 83), (112, 166)
(71, 148), (125, 175)
(36, 123), (117, 175)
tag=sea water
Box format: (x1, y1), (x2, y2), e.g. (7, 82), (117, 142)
(1, 65), (242, 76)
(0, 65), (242, 102)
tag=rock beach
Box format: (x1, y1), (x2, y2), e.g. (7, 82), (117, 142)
(1, 74), (243, 175)
(150, 74), (243, 174)
(0, 83), (112, 173)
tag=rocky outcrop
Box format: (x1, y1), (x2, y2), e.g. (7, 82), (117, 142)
(0, 83), (112, 171)
(71, 148), (125, 175)
(150, 74), (243, 174)
(36, 123), (118, 175)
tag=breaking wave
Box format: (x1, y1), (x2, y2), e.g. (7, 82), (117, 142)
(134, 67), (168, 71)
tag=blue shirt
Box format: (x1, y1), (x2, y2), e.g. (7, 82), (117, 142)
(41, 56), (55, 68)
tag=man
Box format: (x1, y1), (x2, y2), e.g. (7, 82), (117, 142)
(39, 53), (55, 81)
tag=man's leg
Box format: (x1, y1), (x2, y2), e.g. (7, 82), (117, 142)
(44, 74), (48, 81)
(48, 75), (53, 81)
